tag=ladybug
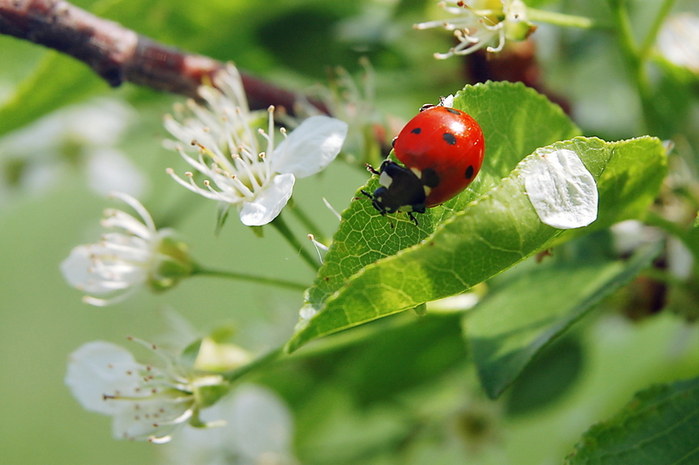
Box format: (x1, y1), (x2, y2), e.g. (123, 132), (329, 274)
(362, 103), (485, 224)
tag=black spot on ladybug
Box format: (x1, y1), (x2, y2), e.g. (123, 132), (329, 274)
(443, 132), (457, 145)
(446, 108), (460, 115)
(422, 168), (440, 188)
(411, 127), (422, 135)
(465, 165), (474, 179)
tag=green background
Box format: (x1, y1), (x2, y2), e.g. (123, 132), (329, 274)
(1, 0), (698, 464)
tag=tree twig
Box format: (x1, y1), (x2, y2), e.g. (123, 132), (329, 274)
(0, 0), (327, 113)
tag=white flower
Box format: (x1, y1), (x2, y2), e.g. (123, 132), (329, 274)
(164, 64), (348, 227)
(160, 384), (296, 465)
(0, 98), (145, 203)
(657, 13), (699, 74)
(320, 62), (384, 162)
(65, 339), (226, 443)
(60, 192), (192, 306)
(414, 0), (536, 59)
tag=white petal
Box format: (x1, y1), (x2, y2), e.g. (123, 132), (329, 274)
(272, 116), (348, 178)
(60, 244), (147, 295)
(87, 148), (147, 198)
(229, 385), (294, 459)
(61, 246), (96, 289)
(657, 13), (699, 74)
(524, 148), (598, 229)
(667, 236), (694, 279)
(238, 174), (295, 226)
(159, 384), (293, 464)
(111, 396), (193, 441)
(65, 341), (143, 415)
(67, 99), (134, 146)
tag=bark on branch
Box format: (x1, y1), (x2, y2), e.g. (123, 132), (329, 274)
(0, 0), (325, 112)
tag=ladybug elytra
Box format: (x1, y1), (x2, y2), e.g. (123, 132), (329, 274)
(362, 103), (485, 224)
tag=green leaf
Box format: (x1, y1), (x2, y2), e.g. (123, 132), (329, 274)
(287, 82), (578, 351)
(565, 376), (699, 465)
(0, 54), (107, 138)
(180, 338), (203, 368)
(287, 135), (666, 353)
(505, 335), (584, 416)
(467, 240), (662, 399)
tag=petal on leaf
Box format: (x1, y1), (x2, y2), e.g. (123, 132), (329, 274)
(524, 148), (598, 229)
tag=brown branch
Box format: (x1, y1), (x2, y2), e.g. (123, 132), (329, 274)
(0, 0), (327, 113)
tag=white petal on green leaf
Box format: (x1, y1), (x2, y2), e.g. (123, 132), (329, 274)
(524, 148), (598, 229)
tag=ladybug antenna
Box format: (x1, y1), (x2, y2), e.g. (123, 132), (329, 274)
(365, 163), (380, 175)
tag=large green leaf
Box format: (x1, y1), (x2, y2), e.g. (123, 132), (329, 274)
(287, 82), (579, 351)
(0, 54), (107, 138)
(467, 240), (662, 399)
(565, 376), (699, 464)
(286, 136), (666, 352)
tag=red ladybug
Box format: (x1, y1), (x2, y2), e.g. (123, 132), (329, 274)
(362, 103), (485, 224)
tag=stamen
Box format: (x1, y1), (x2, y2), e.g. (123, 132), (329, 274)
(149, 435), (173, 444)
(203, 180), (235, 202)
(323, 197), (342, 221)
(230, 143), (264, 192)
(308, 234), (328, 264)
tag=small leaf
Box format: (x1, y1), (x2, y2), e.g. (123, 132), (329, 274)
(287, 136), (666, 352)
(180, 339), (203, 367)
(467, 240), (662, 399)
(215, 202), (231, 235)
(565, 376), (699, 465)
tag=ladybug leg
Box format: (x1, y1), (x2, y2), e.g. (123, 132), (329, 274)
(360, 189), (389, 218)
(407, 212), (419, 226)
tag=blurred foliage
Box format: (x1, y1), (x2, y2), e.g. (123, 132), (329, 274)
(1, 0), (699, 464)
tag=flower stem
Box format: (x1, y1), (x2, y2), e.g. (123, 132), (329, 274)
(192, 266), (308, 291)
(527, 8), (595, 29)
(271, 214), (321, 271)
(607, 0), (656, 131)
